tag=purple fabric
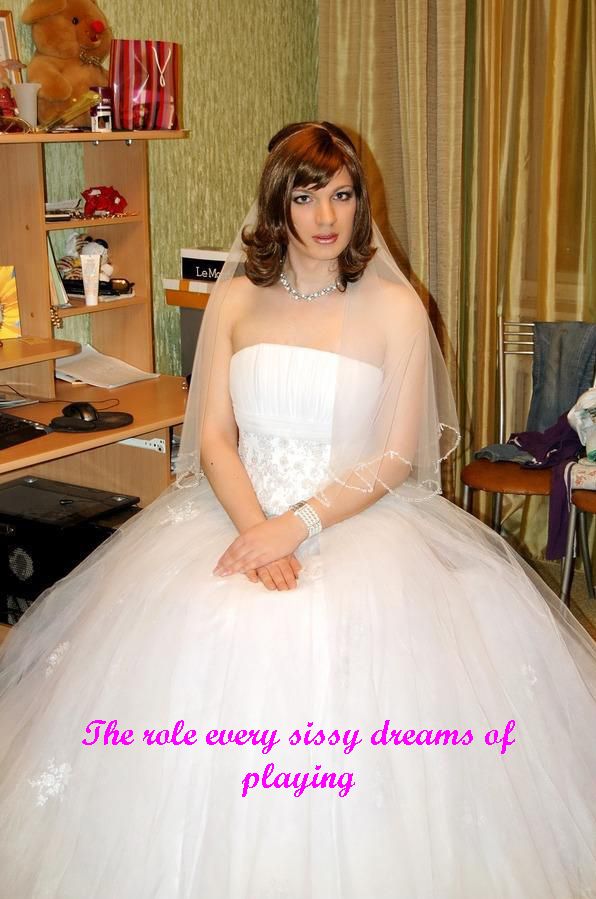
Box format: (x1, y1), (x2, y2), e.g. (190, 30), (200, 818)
(508, 414), (582, 559)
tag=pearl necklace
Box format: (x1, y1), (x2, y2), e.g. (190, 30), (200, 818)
(279, 271), (339, 302)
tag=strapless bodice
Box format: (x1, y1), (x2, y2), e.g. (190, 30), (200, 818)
(229, 343), (382, 515)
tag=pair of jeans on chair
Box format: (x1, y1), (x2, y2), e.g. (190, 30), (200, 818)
(474, 322), (596, 559)
(527, 322), (596, 432)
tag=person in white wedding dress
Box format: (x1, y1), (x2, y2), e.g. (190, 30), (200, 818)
(0, 121), (595, 899)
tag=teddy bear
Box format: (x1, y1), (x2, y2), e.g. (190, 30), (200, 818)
(21, 0), (112, 125)
(57, 234), (113, 282)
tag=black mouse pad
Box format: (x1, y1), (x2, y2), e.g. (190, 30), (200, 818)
(50, 412), (134, 432)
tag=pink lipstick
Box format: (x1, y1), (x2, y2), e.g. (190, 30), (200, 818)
(313, 234), (338, 244)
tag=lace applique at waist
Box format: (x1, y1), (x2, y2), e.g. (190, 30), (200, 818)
(238, 431), (331, 516)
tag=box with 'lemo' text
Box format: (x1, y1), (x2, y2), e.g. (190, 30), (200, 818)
(180, 248), (228, 282)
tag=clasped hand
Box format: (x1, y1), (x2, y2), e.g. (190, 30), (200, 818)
(213, 514), (308, 590)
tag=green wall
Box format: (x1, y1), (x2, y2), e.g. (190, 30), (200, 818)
(6, 0), (318, 373)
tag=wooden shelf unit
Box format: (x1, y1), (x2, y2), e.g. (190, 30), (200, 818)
(57, 296), (145, 317)
(0, 130), (188, 398)
(0, 337), (80, 370)
(0, 131), (189, 506)
(45, 213), (141, 231)
(0, 130), (187, 144)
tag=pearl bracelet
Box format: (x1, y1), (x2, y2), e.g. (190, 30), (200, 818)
(289, 501), (322, 538)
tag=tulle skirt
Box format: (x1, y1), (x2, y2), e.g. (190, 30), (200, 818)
(1, 479), (595, 898)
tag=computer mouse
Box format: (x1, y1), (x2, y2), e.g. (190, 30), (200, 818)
(61, 402), (99, 422)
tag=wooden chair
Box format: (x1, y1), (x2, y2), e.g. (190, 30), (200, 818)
(560, 490), (596, 606)
(461, 319), (551, 532)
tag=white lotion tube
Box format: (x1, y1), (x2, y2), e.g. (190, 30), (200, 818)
(80, 253), (101, 306)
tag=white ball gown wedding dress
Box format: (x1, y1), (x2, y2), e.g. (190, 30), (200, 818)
(1, 341), (595, 898)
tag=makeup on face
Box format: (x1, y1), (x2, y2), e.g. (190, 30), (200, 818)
(288, 167), (356, 262)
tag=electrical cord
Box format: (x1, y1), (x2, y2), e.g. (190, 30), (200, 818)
(0, 384), (121, 410)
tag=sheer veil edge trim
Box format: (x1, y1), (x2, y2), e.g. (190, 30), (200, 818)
(175, 424), (461, 504)
(320, 424), (461, 505)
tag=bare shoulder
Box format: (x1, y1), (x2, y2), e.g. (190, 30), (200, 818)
(374, 276), (428, 325)
(375, 275), (416, 303)
(222, 274), (256, 306)
(219, 275), (259, 326)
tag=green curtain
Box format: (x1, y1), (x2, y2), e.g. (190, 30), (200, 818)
(320, 0), (595, 543)
(319, 0), (467, 498)
(460, 0), (596, 551)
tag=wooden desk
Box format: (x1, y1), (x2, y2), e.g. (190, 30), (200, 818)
(0, 375), (187, 506)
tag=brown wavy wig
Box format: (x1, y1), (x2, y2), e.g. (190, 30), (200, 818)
(243, 122), (376, 289)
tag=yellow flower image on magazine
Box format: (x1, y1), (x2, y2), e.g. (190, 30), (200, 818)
(0, 266), (21, 339)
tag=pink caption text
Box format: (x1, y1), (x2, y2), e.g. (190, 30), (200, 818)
(82, 718), (517, 799)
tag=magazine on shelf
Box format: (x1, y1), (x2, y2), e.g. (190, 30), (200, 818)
(0, 266), (22, 339)
(47, 237), (71, 308)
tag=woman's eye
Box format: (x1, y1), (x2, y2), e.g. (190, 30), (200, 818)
(72, 16), (79, 23)
(335, 190), (354, 201)
(292, 194), (311, 205)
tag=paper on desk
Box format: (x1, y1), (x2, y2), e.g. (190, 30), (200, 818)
(0, 393), (39, 408)
(55, 344), (159, 389)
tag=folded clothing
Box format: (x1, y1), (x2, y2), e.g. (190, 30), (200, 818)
(510, 414), (582, 560)
(472, 416), (583, 560)
(474, 444), (535, 464)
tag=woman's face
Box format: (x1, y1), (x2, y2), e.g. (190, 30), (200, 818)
(287, 167), (356, 266)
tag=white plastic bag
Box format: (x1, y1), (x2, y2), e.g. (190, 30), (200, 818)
(567, 388), (596, 459)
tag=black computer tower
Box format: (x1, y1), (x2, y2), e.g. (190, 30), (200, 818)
(0, 476), (139, 625)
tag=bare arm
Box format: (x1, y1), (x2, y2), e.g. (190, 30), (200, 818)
(199, 297), (266, 532)
(203, 430), (303, 589)
(305, 290), (428, 528)
(201, 289), (302, 588)
(212, 442), (412, 577)
(300, 456), (411, 529)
